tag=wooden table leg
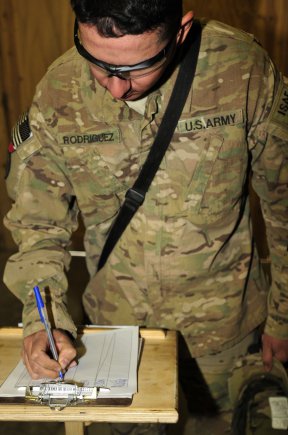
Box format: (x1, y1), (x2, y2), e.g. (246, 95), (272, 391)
(64, 422), (85, 435)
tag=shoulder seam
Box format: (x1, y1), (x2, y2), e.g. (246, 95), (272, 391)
(201, 19), (255, 46)
(47, 47), (79, 73)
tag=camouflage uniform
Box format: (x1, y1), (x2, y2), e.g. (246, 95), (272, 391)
(4, 20), (288, 433)
(229, 354), (288, 434)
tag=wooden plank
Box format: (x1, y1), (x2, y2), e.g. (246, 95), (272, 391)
(0, 328), (178, 424)
(140, 329), (167, 339)
(0, 32), (14, 250)
(184, 0), (288, 74)
(0, 0), (74, 127)
(0, 0), (74, 251)
(0, 327), (23, 337)
(65, 422), (85, 435)
(256, 0), (288, 75)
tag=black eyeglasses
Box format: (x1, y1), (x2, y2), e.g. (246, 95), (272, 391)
(74, 19), (176, 80)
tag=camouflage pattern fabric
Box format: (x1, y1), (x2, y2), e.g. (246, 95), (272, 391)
(108, 423), (166, 435)
(3, 20), (288, 361)
(176, 330), (259, 434)
(229, 354), (288, 434)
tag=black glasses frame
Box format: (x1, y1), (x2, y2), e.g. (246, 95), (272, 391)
(74, 19), (175, 78)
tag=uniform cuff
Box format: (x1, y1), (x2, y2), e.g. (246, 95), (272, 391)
(22, 304), (78, 339)
(264, 316), (288, 340)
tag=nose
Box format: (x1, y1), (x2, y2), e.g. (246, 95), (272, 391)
(105, 75), (132, 99)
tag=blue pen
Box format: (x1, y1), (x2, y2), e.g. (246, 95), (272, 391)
(33, 286), (64, 380)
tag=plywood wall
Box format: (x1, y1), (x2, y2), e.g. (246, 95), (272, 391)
(184, 0), (288, 75)
(0, 0), (74, 248)
(0, 0), (287, 250)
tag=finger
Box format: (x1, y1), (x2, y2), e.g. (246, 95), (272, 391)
(262, 335), (273, 372)
(22, 346), (59, 379)
(22, 330), (77, 378)
(23, 335), (63, 379)
(28, 351), (62, 379)
(66, 360), (78, 370)
(53, 330), (77, 370)
(273, 349), (288, 364)
(58, 355), (76, 371)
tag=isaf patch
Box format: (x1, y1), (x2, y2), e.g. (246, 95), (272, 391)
(271, 81), (288, 129)
(10, 112), (33, 152)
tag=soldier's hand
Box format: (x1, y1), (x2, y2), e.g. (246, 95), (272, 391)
(262, 333), (288, 371)
(22, 329), (77, 379)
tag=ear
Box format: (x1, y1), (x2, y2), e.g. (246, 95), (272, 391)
(177, 11), (194, 44)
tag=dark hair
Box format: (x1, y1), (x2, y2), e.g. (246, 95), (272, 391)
(70, 0), (183, 40)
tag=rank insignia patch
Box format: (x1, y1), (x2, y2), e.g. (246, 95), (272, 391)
(11, 112), (33, 151)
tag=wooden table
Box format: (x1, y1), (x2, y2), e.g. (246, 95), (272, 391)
(0, 327), (178, 435)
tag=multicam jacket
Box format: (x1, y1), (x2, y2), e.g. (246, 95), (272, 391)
(4, 20), (288, 357)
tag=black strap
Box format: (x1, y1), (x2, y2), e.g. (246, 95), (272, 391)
(98, 21), (202, 271)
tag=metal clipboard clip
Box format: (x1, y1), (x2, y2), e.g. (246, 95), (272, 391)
(25, 381), (110, 411)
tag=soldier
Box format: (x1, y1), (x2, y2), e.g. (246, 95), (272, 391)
(3, 0), (288, 433)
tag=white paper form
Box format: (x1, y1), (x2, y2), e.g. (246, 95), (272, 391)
(0, 326), (139, 399)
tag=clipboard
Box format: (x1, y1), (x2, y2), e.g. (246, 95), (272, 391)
(25, 381), (115, 410)
(0, 326), (140, 409)
(0, 327), (178, 435)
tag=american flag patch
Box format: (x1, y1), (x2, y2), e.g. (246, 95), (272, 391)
(11, 112), (33, 150)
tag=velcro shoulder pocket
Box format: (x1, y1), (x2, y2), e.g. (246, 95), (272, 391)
(268, 77), (288, 133)
(6, 112), (42, 200)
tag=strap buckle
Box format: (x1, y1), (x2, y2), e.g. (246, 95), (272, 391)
(125, 188), (145, 212)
